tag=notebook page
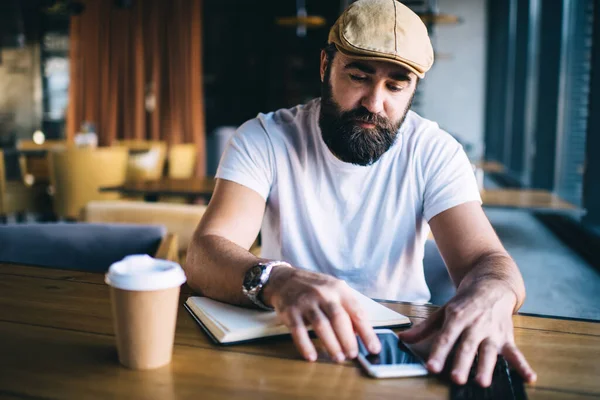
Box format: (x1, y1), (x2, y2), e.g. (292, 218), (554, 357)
(352, 289), (409, 323)
(188, 288), (408, 334)
(189, 297), (281, 333)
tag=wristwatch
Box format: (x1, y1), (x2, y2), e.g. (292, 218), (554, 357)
(242, 260), (291, 311)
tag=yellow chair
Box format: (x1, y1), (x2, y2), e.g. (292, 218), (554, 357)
(83, 200), (207, 264)
(48, 147), (128, 220)
(168, 143), (197, 178)
(160, 143), (199, 204)
(113, 140), (167, 182)
(0, 150), (51, 221)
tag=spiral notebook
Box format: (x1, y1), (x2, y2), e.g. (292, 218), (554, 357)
(184, 290), (412, 345)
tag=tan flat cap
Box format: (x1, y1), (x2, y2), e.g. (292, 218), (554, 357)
(328, 0), (434, 78)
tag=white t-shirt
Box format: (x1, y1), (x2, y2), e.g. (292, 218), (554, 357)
(216, 98), (481, 302)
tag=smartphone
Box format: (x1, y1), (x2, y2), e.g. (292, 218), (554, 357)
(356, 329), (429, 378)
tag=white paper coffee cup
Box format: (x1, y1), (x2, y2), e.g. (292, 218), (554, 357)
(105, 255), (186, 370)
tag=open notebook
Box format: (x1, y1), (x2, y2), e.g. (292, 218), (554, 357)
(184, 290), (411, 345)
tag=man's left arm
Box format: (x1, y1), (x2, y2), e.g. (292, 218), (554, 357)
(398, 201), (537, 387)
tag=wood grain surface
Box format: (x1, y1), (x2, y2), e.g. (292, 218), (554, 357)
(481, 189), (578, 211)
(475, 161), (505, 174)
(0, 263), (598, 399)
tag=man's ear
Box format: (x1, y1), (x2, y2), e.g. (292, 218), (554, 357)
(320, 50), (328, 82)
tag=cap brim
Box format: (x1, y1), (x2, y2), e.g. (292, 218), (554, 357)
(334, 45), (426, 79)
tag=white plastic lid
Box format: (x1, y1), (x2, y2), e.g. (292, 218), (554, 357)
(105, 255), (187, 291)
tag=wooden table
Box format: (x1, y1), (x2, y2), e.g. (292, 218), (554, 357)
(475, 160), (505, 174)
(100, 178), (579, 213)
(100, 177), (216, 202)
(1, 263), (598, 399)
(481, 189), (579, 211)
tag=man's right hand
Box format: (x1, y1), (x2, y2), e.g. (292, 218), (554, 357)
(262, 266), (382, 363)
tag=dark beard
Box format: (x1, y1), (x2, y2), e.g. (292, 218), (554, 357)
(318, 72), (413, 166)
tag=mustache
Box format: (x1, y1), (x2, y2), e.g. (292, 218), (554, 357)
(340, 107), (394, 130)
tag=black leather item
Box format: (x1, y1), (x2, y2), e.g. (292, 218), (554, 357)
(450, 356), (528, 400)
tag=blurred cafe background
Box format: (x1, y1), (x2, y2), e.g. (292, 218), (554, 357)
(0, 0), (599, 322)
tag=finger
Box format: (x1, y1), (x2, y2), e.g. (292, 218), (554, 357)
(304, 306), (345, 363)
(476, 339), (498, 387)
(427, 306), (476, 373)
(397, 309), (444, 344)
(450, 329), (482, 385)
(502, 342), (537, 383)
(321, 301), (358, 359)
(342, 291), (381, 354)
(284, 309), (317, 362)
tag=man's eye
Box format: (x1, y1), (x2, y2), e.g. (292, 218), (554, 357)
(388, 85), (404, 92)
(349, 74), (367, 81)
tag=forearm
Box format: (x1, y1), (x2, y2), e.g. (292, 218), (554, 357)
(184, 233), (263, 307)
(457, 252), (526, 312)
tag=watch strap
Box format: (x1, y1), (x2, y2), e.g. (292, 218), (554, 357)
(243, 260), (291, 311)
(248, 291), (275, 311)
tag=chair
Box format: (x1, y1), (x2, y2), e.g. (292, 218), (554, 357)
(48, 147), (128, 220)
(0, 150), (52, 222)
(423, 239), (456, 305)
(113, 140), (167, 182)
(17, 139), (67, 185)
(83, 200), (207, 264)
(162, 143), (199, 203)
(0, 223), (178, 272)
(168, 143), (197, 179)
(82, 200), (206, 248)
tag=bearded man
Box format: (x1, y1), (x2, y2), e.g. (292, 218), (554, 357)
(185, 0), (536, 388)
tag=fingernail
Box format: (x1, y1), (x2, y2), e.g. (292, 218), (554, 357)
(428, 360), (441, 372)
(529, 372), (537, 382)
(347, 350), (358, 359)
(368, 342), (381, 353)
(335, 352), (346, 363)
(307, 353), (317, 362)
(476, 375), (490, 387)
(452, 371), (465, 384)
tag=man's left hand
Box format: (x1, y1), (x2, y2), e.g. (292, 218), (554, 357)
(398, 280), (537, 387)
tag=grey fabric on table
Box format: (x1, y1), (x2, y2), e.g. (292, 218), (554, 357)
(0, 223), (166, 272)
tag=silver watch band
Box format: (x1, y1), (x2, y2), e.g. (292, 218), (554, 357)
(248, 291), (275, 311)
(243, 260), (291, 311)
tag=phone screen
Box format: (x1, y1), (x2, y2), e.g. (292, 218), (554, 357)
(358, 332), (422, 366)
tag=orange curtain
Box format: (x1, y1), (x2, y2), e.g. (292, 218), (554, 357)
(66, 0), (206, 176)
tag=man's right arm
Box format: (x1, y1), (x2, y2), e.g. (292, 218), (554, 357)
(185, 178), (267, 307)
(185, 178), (381, 362)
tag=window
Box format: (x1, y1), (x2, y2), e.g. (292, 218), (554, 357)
(554, 0), (594, 207)
(583, 0), (600, 228)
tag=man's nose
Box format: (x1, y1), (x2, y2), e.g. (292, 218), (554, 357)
(360, 85), (385, 115)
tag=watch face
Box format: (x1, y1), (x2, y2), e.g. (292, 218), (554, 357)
(243, 265), (264, 289)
